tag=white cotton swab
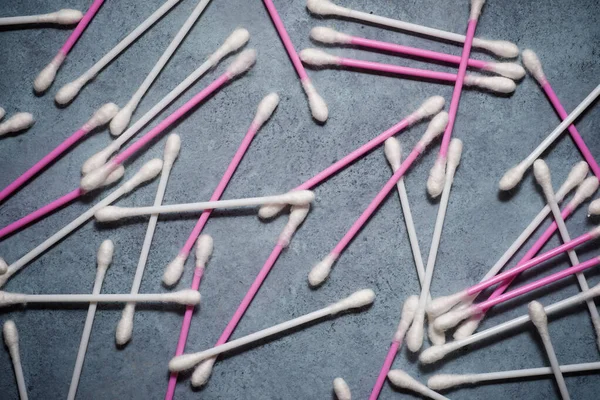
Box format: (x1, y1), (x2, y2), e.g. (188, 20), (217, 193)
(169, 289), (375, 371)
(0, 159), (162, 287)
(528, 301), (571, 400)
(94, 191), (315, 222)
(333, 377), (351, 400)
(3, 321), (28, 400)
(0, 113), (35, 137)
(108, 0), (213, 135)
(54, 0), (184, 105)
(387, 370), (449, 400)
(0, 9), (82, 26)
(67, 240), (114, 400)
(306, 0), (519, 58)
(405, 139), (463, 352)
(115, 135), (181, 346)
(499, 83), (600, 190)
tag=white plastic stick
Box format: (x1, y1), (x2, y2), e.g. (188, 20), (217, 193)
(3, 321), (28, 400)
(169, 289), (375, 371)
(54, 0), (183, 105)
(0, 290), (200, 306)
(0, 9), (82, 26)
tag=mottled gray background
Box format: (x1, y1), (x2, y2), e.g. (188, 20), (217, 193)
(0, 0), (599, 399)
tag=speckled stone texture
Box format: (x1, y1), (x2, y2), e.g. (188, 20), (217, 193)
(0, 0), (599, 399)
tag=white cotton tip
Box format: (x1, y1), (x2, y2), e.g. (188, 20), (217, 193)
(55, 77), (86, 105)
(208, 28), (250, 65)
(559, 161), (590, 199)
(463, 75), (517, 94)
(258, 203), (286, 219)
(253, 92), (280, 128)
(302, 79), (329, 122)
(115, 304), (135, 346)
(163, 134), (182, 167)
(34, 53), (65, 93)
(163, 254), (187, 286)
(427, 316), (446, 345)
(393, 295), (419, 341)
(528, 300), (548, 333)
(306, 0), (348, 16)
(405, 312), (425, 352)
(427, 156), (446, 198)
(311, 27), (352, 45)
(191, 358), (216, 387)
(413, 96), (446, 122)
(0, 108), (5, 121)
(470, 0), (486, 19)
(588, 198), (600, 216)
(281, 190), (315, 206)
(53, 9), (84, 24)
(0, 112), (35, 136)
(195, 235), (213, 268)
(97, 239), (114, 270)
(447, 138), (463, 170)
(121, 158), (163, 193)
(426, 290), (469, 318)
(453, 315), (482, 340)
(109, 103), (134, 136)
(333, 377), (351, 400)
(533, 159), (553, 195)
(387, 370), (433, 397)
(169, 353), (201, 372)
(521, 49), (547, 84)
(474, 39), (520, 59)
(308, 253), (338, 287)
(94, 206), (127, 222)
(419, 111), (448, 148)
(169, 290), (201, 305)
(0, 258), (8, 275)
(330, 289), (376, 314)
(499, 163), (527, 191)
(428, 374), (476, 390)
(278, 204), (311, 247)
(299, 48), (341, 67)
(384, 137), (402, 171)
(484, 62), (526, 80)
(82, 145), (118, 175)
(84, 103), (119, 131)
(3, 320), (18, 348)
(570, 177), (599, 209)
(420, 344), (453, 365)
(0, 292), (26, 307)
(102, 165), (125, 187)
(225, 49), (256, 78)
(433, 306), (474, 331)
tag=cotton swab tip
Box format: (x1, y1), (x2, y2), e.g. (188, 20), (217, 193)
(0, 112), (35, 136)
(419, 344), (452, 364)
(414, 96), (446, 122)
(485, 62), (526, 80)
(388, 370), (432, 396)
(384, 137), (402, 170)
(258, 203), (286, 219)
(306, 0), (347, 16)
(34, 53), (65, 93)
(569, 177), (599, 208)
(447, 138), (463, 169)
(521, 49), (547, 84)
(97, 239), (114, 270)
(560, 161), (590, 197)
(94, 206), (127, 222)
(171, 289), (201, 305)
(85, 103), (119, 131)
(195, 235), (213, 268)
(453, 316), (482, 339)
(310, 27), (352, 45)
(0, 258), (8, 275)
(434, 306), (475, 331)
(463, 75), (517, 94)
(163, 134), (182, 166)
(169, 353), (202, 372)
(3, 320), (18, 348)
(253, 92), (280, 127)
(191, 359), (216, 387)
(103, 165), (125, 186)
(222, 28), (250, 53)
(109, 104), (134, 136)
(55, 78), (85, 105)
(428, 320), (446, 345)
(163, 254), (187, 286)
(279, 204), (311, 247)
(281, 190), (315, 205)
(533, 159), (553, 194)
(428, 374), (474, 390)
(499, 163), (526, 190)
(588, 198), (600, 216)
(308, 253), (338, 287)
(115, 305), (134, 345)
(405, 313), (425, 352)
(299, 48), (341, 66)
(54, 9), (84, 24)
(333, 377), (351, 400)
(470, 0), (486, 19)
(426, 291), (470, 318)
(302, 79), (329, 122)
(419, 111), (448, 148)
(226, 49), (256, 78)
(476, 39), (520, 58)
(330, 289), (375, 314)
(427, 157), (446, 198)
(0, 108), (5, 120)
(394, 295), (419, 340)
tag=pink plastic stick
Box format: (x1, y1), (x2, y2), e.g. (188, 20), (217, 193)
(60, 0), (106, 55)
(339, 57), (461, 83)
(541, 82), (600, 180)
(369, 340), (401, 400)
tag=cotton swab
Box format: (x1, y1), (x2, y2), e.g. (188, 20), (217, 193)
(0, 113), (35, 137)
(533, 160), (600, 346)
(499, 83), (600, 190)
(387, 370), (449, 400)
(67, 240), (114, 400)
(406, 139), (463, 352)
(169, 289), (375, 371)
(80, 49), (256, 192)
(299, 49), (517, 95)
(162, 93), (278, 287)
(308, 113), (447, 286)
(95, 190), (315, 222)
(258, 97), (446, 219)
(420, 284), (600, 364)
(589, 198), (600, 215)
(310, 27), (525, 79)
(54, 0), (183, 105)
(82, 28), (249, 172)
(528, 301), (571, 399)
(109, 0), (212, 135)
(34, 0), (106, 93)
(262, 0), (328, 122)
(522, 50), (600, 179)
(0, 159), (162, 287)
(0, 290), (200, 307)
(0, 103), (118, 203)
(3, 321), (28, 400)
(369, 295), (418, 400)
(115, 135), (180, 346)
(428, 362), (600, 390)
(306, 0), (519, 58)
(333, 378), (351, 400)
(0, 9), (82, 26)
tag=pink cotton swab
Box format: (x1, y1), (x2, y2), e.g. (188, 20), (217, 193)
(262, 0), (328, 122)
(310, 27), (525, 80)
(34, 0), (106, 93)
(299, 48), (516, 95)
(0, 103), (118, 203)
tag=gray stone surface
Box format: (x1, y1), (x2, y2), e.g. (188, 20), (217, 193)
(0, 0), (599, 399)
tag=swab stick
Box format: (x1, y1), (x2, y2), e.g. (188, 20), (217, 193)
(3, 321), (28, 400)
(0, 113), (35, 137)
(34, 0), (106, 93)
(258, 97), (445, 219)
(529, 301), (570, 399)
(55, 0), (184, 105)
(499, 83), (600, 190)
(299, 49), (516, 94)
(95, 190), (315, 221)
(67, 240), (114, 400)
(310, 27), (525, 79)
(306, 0), (519, 58)
(262, 0), (327, 122)
(169, 289), (375, 371)
(82, 28), (249, 172)
(522, 50), (600, 179)
(80, 49), (256, 192)
(163, 93), (279, 285)
(115, 135), (180, 346)
(109, 0), (212, 135)
(333, 377), (351, 400)
(387, 370), (449, 400)
(420, 284), (600, 364)
(0, 159), (162, 287)
(0, 104), (118, 203)
(0, 9), (82, 26)
(308, 115), (447, 287)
